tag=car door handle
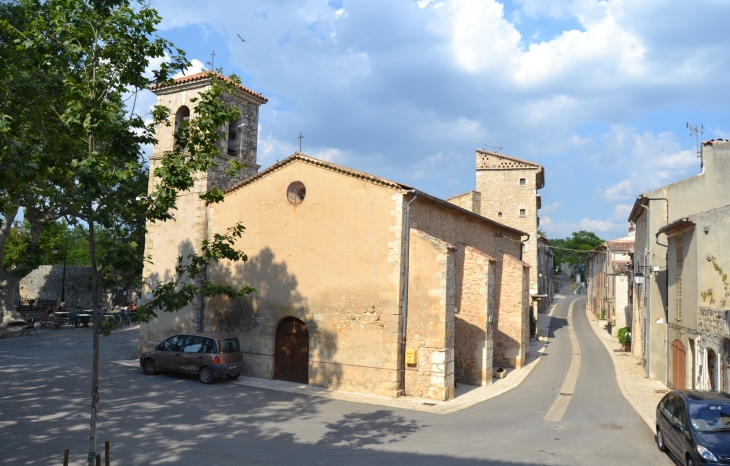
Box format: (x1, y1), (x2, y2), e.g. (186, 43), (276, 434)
(175, 353), (182, 357)
(197, 356), (203, 359)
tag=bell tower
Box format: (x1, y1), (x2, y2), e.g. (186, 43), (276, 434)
(138, 72), (267, 354)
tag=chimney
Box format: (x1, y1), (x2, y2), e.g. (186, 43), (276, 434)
(628, 222), (635, 234)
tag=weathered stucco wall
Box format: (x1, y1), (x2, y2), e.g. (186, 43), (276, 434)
(454, 246), (495, 385)
(404, 229), (455, 401)
(494, 254), (530, 368)
(139, 81), (262, 354)
(206, 160), (404, 397)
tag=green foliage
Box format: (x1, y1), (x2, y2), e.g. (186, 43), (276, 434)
(617, 327), (631, 345)
(550, 230), (605, 268)
(600, 308), (607, 320)
(700, 256), (730, 309)
(133, 223), (255, 327)
(3, 1), (254, 461)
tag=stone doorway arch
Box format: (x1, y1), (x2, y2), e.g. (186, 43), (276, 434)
(274, 317), (309, 384)
(707, 348), (718, 391)
(671, 339), (686, 390)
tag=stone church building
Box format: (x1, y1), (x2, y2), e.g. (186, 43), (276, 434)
(139, 73), (534, 400)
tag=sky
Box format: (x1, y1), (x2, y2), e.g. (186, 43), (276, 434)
(135, 0), (730, 241)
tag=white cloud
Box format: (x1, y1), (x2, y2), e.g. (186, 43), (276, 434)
(541, 202), (562, 214)
(143, 0), (730, 241)
(595, 126), (699, 201)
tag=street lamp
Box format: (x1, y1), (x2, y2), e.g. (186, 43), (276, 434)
(53, 242), (67, 303)
(634, 272), (645, 285)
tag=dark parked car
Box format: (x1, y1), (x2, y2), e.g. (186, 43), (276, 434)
(139, 333), (243, 384)
(656, 390), (730, 465)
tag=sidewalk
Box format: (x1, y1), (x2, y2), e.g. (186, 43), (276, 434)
(585, 304), (667, 433)
(116, 298), (562, 415)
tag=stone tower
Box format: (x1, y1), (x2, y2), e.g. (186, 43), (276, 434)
(138, 72), (267, 353)
(474, 149), (544, 296)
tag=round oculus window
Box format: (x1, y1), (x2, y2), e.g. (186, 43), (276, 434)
(287, 181), (306, 204)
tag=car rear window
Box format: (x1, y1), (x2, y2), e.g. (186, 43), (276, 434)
(219, 338), (240, 353)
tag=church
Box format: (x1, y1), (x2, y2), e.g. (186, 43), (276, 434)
(139, 72), (540, 401)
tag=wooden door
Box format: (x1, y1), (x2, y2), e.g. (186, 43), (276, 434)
(671, 340), (686, 390)
(274, 317), (309, 384)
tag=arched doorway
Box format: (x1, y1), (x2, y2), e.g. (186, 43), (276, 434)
(274, 317), (309, 384)
(671, 339), (686, 390)
(707, 348), (717, 391)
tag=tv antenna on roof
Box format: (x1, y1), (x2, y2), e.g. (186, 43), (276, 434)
(207, 50), (216, 70)
(483, 145), (502, 153)
(687, 123), (703, 158)
(687, 122), (703, 168)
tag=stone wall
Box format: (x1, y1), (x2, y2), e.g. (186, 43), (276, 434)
(18, 265), (137, 310)
(404, 229), (456, 401)
(446, 191), (481, 214)
(454, 246), (495, 385)
(698, 307), (729, 336)
(494, 254), (530, 368)
(476, 156), (540, 296)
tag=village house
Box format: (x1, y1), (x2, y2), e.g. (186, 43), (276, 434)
(138, 73), (532, 401)
(448, 151), (547, 314)
(629, 139), (730, 384)
(657, 205), (730, 392)
(585, 226), (635, 330)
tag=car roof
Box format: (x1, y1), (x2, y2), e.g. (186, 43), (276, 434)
(175, 332), (238, 341)
(674, 390), (730, 402)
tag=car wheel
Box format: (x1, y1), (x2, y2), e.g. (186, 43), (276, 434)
(142, 358), (156, 375)
(686, 456), (695, 466)
(227, 373), (240, 380)
(656, 428), (667, 452)
(199, 366), (214, 384)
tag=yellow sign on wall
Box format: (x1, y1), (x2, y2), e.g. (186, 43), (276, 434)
(405, 349), (417, 365)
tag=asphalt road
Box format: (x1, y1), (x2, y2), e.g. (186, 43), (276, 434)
(0, 295), (676, 465)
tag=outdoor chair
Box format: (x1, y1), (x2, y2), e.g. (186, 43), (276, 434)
(20, 318), (39, 336)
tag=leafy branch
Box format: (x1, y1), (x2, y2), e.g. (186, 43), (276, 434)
(700, 256), (730, 309)
(132, 223), (256, 328)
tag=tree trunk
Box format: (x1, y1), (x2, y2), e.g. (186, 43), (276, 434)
(0, 204), (24, 325)
(0, 272), (24, 325)
(87, 200), (100, 466)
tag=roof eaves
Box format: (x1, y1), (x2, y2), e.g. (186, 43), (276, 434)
(657, 218), (694, 236)
(150, 71), (268, 103)
(475, 148), (543, 169)
(412, 189), (528, 238)
(225, 153), (412, 196)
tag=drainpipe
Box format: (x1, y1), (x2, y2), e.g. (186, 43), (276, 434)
(520, 234), (530, 262)
(641, 203), (651, 378)
(399, 190), (418, 395)
(655, 230), (669, 386)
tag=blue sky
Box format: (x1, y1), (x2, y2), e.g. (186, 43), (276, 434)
(137, 0), (730, 240)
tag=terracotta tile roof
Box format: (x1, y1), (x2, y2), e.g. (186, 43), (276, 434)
(476, 149), (542, 169)
(226, 152), (412, 194)
(613, 260), (631, 273)
(225, 153), (529, 238)
(150, 71), (268, 102)
(607, 240), (634, 252)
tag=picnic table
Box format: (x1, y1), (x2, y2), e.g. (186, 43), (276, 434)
(73, 312), (92, 328)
